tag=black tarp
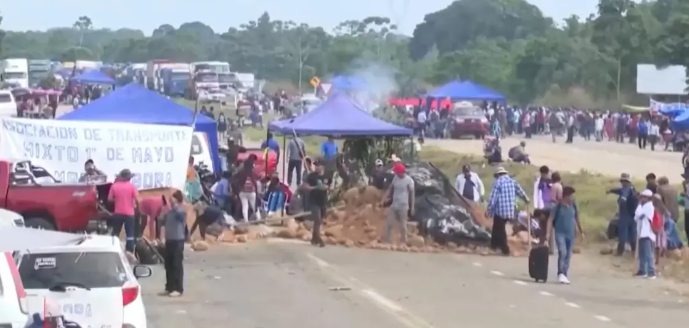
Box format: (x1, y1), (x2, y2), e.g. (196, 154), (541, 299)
(388, 161), (492, 245)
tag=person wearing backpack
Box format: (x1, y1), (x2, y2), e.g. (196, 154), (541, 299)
(545, 186), (583, 284)
(634, 190), (657, 279)
(607, 173), (638, 256)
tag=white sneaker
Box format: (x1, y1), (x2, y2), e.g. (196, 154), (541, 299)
(558, 274), (570, 284)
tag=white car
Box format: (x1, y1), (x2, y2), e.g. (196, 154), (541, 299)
(0, 208), (25, 227)
(17, 235), (152, 328)
(0, 251), (28, 328)
(0, 89), (17, 117)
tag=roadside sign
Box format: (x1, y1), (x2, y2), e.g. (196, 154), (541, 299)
(320, 83), (332, 95)
(310, 76), (321, 88)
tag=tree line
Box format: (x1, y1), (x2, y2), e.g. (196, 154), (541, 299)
(1, 0), (689, 106)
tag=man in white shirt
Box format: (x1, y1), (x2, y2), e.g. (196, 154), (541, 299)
(455, 165), (485, 203)
(648, 120), (660, 151)
(594, 115), (604, 141)
(417, 110), (427, 137)
(635, 189), (656, 279)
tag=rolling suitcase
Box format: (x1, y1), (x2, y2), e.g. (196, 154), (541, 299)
(528, 246), (549, 283)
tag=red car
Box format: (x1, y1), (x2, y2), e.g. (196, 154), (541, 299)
(448, 104), (489, 139)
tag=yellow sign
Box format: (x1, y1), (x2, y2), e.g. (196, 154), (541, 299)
(310, 76), (321, 88)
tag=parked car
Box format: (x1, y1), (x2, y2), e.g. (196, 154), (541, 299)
(0, 251), (28, 328)
(17, 234), (152, 328)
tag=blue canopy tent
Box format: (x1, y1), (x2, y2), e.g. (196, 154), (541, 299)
(58, 84), (221, 173)
(268, 94), (412, 136)
(329, 75), (369, 91)
(71, 70), (116, 84)
(427, 80), (505, 102)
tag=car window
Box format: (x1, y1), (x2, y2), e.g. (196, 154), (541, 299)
(0, 94), (12, 103)
(18, 252), (127, 289)
(453, 107), (483, 117)
(191, 135), (202, 155)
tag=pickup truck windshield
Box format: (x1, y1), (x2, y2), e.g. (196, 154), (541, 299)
(218, 74), (235, 83)
(195, 73), (218, 83)
(19, 252), (128, 289)
(171, 72), (190, 81)
(4, 72), (27, 79)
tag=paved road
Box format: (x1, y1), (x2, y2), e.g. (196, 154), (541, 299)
(141, 240), (689, 328)
(426, 135), (681, 179)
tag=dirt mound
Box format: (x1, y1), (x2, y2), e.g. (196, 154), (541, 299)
(273, 186), (531, 256)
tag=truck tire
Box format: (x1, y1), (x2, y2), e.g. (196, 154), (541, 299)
(24, 218), (56, 230)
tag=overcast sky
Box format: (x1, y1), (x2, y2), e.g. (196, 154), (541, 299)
(3, 0), (600, 35)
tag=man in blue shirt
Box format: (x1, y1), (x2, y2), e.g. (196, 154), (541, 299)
(321, 137), (338, 160)
(261, 133), (281, 161)
(607, 173), (637, 256)
(213, 171), (231, 213)
(486, 166), (529, 255)
(546, 186), (583, 285)
(637, 118), (648, 149)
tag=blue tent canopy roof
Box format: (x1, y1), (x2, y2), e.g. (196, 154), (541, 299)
(58, 83), (221, 172)
(427, 80), (505, 101)
(268, 94), (411, 136)
(72, 70), (116, 84)
(329, 75), (368, 91)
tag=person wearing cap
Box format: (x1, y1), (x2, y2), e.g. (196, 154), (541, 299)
(301, 160), (329, 247)
(383, 163), (415, 244)
(369, 159), (389, 190)
(545, 186), (582, 284)
(486, 166), (529, 255)
(634, 189), (657, 279)
(454, 165), (484, 203)
(607, 173), (638, 256)
(78, 159), (106, 183)
(107, 168), (139, 253)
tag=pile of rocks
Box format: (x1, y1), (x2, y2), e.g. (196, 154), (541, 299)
(270, 185), (533, 256)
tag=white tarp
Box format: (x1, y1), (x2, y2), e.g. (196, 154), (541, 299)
(0, 117), (193, 190)
(636, 64), (688, 95)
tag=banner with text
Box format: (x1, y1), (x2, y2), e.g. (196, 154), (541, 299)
(0, 118), (193, 190)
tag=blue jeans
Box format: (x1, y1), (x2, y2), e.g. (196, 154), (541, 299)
(617, 216), (637, 255)
(110, 214), (135, 252)
(555, 233), (574, 276)
(637, 237), (656, 276)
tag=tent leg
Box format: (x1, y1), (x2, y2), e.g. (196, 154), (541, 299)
(281, 136), (287, 217)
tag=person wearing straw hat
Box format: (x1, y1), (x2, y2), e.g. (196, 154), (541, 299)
(486, 166), (529, 255)
(634, 189), (657, 279)
(607, 173), (638, 256)
(107, 168), (139, 253)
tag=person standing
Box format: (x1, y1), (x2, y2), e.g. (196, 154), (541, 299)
(565, 113), (575, 143)
(594, 115), (604, 142)
(160, 190), (187, 297)
(634, 189), (656, 279)
(320, 137), (338, 185)
(78, 159), (107, 183)
(261, 133), (280, 162)
(545, 186), (583, 284)
(287, 136), (306, 186)
(107, 169), (139, 253)
(383, 163), (415, 245)
(236, 156), (260, 222)
(302, 161), (329, 247)
(648, 119), (660, 151)
(656, 176), (679, 222)
(486, 167), (530, 255)
(217, 113), (227, 141)
(607, 173), (638, 256)
(637, 118), (648, 149)
(454, 165), (484, 203)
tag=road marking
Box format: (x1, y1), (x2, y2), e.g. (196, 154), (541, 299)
(513, 280), (527, 285)
(304, 253), (436, 328)
(362, 289), (403, 312)
(594, 315), (611, 322)
(539, 291), (553, 296)
(306, 253), (330, 267)
(564, 302), (581, 308)
(472, 262), (483, 267)
(266, 238), (308, 244)
(490, 270), (504, 276)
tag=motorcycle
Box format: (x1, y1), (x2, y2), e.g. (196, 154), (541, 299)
(194, 161), (217, 204)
